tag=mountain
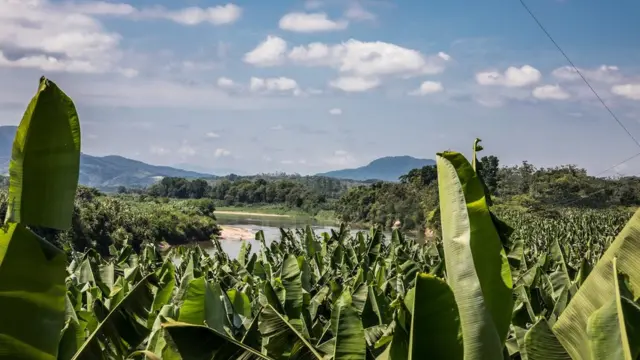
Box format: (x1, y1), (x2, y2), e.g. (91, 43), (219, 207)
(317, 156), (436, 182)
(0, 126), (211, 189)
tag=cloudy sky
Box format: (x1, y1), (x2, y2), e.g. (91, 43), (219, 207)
(2, 0), (640, 175)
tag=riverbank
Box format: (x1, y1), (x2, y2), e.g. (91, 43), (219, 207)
(215, 206), (338, 223)
(219, 225), (255, 240)
(216, 210), (291, 218)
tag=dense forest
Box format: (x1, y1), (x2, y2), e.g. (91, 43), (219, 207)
(120, 155), (640, 231)
(0, 186), (220, 256)
(140, 174), (360, 214)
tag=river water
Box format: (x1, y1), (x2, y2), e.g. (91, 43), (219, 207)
(211, 213), (424, 258)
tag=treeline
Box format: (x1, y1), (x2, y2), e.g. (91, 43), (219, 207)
(0, 186), (221, 256)
(334, 155), (640, 230)
(143, 175), (353, 214)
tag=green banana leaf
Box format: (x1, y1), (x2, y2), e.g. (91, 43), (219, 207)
(6, 77), (81, 230)
(259, 304), (324, 359)
(280, 254), (304, 319)
(162, 322), (274, 359)
(177, 277), (230, 335)
(553, 208), (640, 360)
(585, 258), (640, 360)
(436, 151), (513, 360)
(0, 223), (67, 360)
(408, 273), (462, 360)
(71, 274), (157, 359)
(333, 305), (366, 360)
(524, 319), (570, 360)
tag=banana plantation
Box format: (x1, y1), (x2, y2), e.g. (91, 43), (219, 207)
(1, 78), (640, 360)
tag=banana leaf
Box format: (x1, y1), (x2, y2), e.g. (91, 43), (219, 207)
(436, 151), (514, 360)
(162, 322), (274, 359)
(553, 209), (640, 360)
(408, 273), (462, 360)
(0, 223), (67, 360)
(6, 77), (80, 230)
(71, 274), (157, 359)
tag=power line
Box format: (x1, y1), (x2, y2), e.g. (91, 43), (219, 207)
(553, 152), (640, 206)
(518, 0), (640, 150)
(593, 151), (640, 178)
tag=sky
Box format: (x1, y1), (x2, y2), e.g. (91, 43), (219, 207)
(2, 0), (640, 176)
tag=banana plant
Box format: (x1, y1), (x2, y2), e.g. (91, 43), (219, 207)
(0, 77), (81, 360)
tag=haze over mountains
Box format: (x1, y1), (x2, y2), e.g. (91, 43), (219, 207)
(0, 126), (209, 189)
(317, 156), (436, 182)
(0, 125), (435, 187)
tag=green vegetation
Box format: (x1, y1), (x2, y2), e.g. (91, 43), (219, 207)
(5, 77), (640, 360)
(334, 152), (640, 231)
(0, 188), (221, 256)
(145, 174), (355, 215)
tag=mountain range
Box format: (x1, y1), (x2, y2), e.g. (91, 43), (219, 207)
(0, 126), (211, 189)
(317, 156), (436, 182)
(0, 125), (435, 187)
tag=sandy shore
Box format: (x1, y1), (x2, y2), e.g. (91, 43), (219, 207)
(216, 210), (290, 218)
(219, 226), (256, 240)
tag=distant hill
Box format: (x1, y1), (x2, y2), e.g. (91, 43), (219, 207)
(317, 156), (436, 182)
(0, 126), (211, 189)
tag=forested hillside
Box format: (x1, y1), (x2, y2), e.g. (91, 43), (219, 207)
(117, 154), (640, 231)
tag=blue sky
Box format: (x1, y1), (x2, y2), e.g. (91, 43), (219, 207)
(2, 0), (640, 176)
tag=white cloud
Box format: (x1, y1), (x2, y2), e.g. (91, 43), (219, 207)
(532, 84), (571, 100)
(552, 65), (621, 84)
(250, 77), (299, 93)
(280, 160), (294, 165)
(205, 132), (220, 138)
(214, 148), (231, 157)
(270, 125), (284, 131)
(288, 40), (451, 78)
(149, 4), (242, 25)
(150, 146), (169, 155)
(330, 76), (380, 92)
(438, 52), (451, 61)
(72, 2), (243, 25)
(279, 12), (348, 33)
(329, 108), (342, 115)
(344, 3), (376, 21)
(611, 84), (640, 100)
(409, 81), (444, 95)
(243, 36), (288, 66)
(476, 65), (541, 87)
(217, 77), (236, 88)
(70, 1), (136, 15)
(0, 1), (241, 75)
(0, 0), (123, 74)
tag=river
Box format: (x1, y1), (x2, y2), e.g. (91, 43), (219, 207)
(210, 212), (425, 258)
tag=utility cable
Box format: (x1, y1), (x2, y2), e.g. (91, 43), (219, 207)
(518, 0), (640, 150)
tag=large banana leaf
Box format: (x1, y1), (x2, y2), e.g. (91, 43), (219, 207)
(553, 209), (640, 360)
(6, 77), (81, 230)
(408, 273), (462, 360)
(0, 223), (67, 360)
(177, 277), (230, 334)
(523, 319), (570, 360)
(71, 274), (157, 359)
(280, 254), (304, 319)
(585, 258), (640, 360)
(333, 305), (366, 360)
(162, 322), (274, 359)
(259, 304), (324, 359)
(436, 151), (513, 360)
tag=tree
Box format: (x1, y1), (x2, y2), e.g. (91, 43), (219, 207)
(479, 156), (499, 194)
